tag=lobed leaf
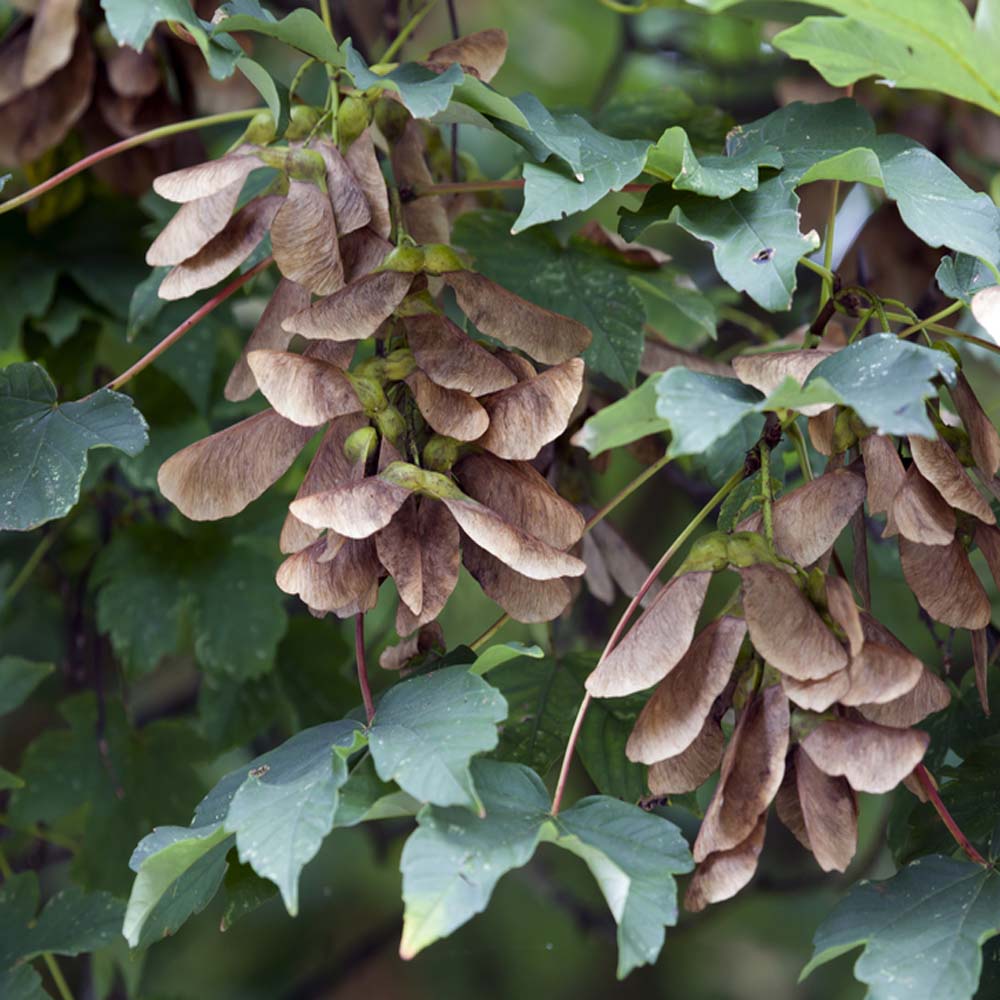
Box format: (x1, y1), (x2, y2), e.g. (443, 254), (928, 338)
(0, 363), (148, 531)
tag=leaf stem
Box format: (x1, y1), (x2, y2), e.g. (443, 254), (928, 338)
(0, 109), (262, 216)
(821, 179), (840, 305)
(799, 256), (834, 283)
(3, 519), (66, 606)
(106, 257), (272, 392)
(356, 613), (375, 725)
(408, 179), (653, 198)
(468, 451), (674, 652)
(913, 763), (989, 866)
(550, 469), (744, 816)
(759, 440), (775, 546)
(785, 421), (814, 482)
(319, 0), (333, 33)
(380, 0), (440, 63)
(896, 300), (964, 337)
(42, 954), (75, 1000)
(583, 452), (672, 532)
(599, 0), (650, 11)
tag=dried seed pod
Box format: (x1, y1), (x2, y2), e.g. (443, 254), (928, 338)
(153, 151), (263, 203)
(973, 627), (990, 716)
(405, 313), (516, 394)
(976, 523), (1000, 589)
(276, 537), (379, 613)
(280, 414), (367, 554)
(808, 409), (836, 456)
(737, 467), (866, 566)
(270, 178), (343, 295)
(909, 434), (995, 524)
(406, 371), (489, 441)
(585, 571), (713, 697)
(159, 195), (283, 300)
(885, 464), (956, 544)
(840, 615), (923, 706)
(781, 669), (851, 712)
(577, 221), (670, 267)
(732, 349), (836, 415)
(626, 617), (746, 764)
(441, 496), (585, 581)
(740, 564), (848, 681)
(460, 539), (573, 623)
(825, 575), (863, 656)
(225, 279), (312, 401)
(685, 813), (766, 913)
(693, 684), (789, 862)
(858, 667), (951, 728)
(344, 130), (392, 239)
(158, 410), (315, 521)
(444, 270), (591, 364)
(477, 359), (585, 460)
(426, 29), (508, 82)
(647, 718), (725, 795)
(283, 269), (413, 341)
(391, 121), (450, 245)
(950, 372), (1000, 477)
(246, 350), (362, 427)
(316, 140), (371, 235)
(587, 518), (661, 607)
(379, 622), (446, 671)
(376, 497), (460, 627)
(0, 26), (94, 167)
(860, 434), (906, 517)
(454, 453), (584, 550)
(23, 0), (80, 88)
(291, 474), (412, 538)
(800, 719), (929, 793)
(582, 532), (615, 603)
(146, 178), (244, 267)
(899, 537), (991, 629)
(776, 747), (857, 873)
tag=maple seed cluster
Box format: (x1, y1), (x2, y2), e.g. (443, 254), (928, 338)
(587, 343), (1000, 911)
(150, 89), (593, 640)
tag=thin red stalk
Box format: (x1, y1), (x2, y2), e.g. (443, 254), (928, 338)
(355, 613), (376, 725)
(107, 257), (272, 391)
(410, 179), (653, 198)
(550, 469), (743, 816)
(913, 763), (989, 866)
(0, 109), (260, 217)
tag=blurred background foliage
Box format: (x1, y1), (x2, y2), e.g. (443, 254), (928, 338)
(1, 1), (999, 997)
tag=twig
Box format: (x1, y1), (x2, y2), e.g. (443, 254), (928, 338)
(0, 110), (260, 216)
(446, 0), (460, 181)
(107, 258), (272, 391)
(550, 469), (744, 815)
(356, 613), (375, 725)
(469, 451), (674, 652)
(914, 763), (989, 866)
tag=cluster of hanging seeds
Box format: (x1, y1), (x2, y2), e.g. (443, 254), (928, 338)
(585, 346), (1000, 911)
(148, 32), (595, 645)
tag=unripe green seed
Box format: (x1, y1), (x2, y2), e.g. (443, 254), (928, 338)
(374, 406), (406, 445)
(337, 94), (372, 147)
(422, 243), (466, 275)
(379, 244), (426, 274)
(422, 435), (460, 472)
(284, 105), (323, 141)
(241, 110), (277, 147)
(344, 426), (378, 465)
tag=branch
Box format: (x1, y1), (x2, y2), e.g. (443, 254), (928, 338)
(0, 109), (261, 217)
(107, 258), (272, 392)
